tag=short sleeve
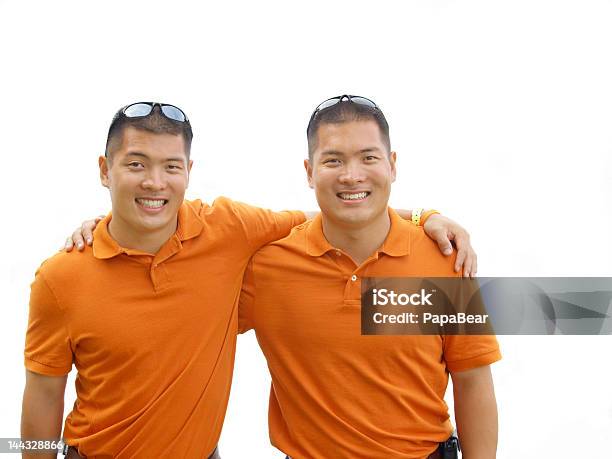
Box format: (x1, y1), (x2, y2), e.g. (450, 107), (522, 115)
(443, 335), (501, 373)
(24, 269), (73, 376)
(442, 275), (501, 372)
(231, 201), (306, 251)
(238, 258), (256, 334)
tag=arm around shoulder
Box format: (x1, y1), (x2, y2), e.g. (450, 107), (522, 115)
(229, 199), (307, 250)
(394, 209), (478, 277)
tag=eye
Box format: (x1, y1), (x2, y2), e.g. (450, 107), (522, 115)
(127, 161), (144, 169)
(167, 164), (183, 171)
(364, 155), (379, 162)
(323, 158), (341, 166)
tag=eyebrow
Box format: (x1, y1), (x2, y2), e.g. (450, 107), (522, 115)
(125, 152), (186, 162)
(358, 147), (382, 154)
(319, 147), (382, 156)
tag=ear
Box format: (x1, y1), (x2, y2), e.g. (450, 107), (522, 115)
(99, 156), (110, 188)
(389, 151), (397, 183)
(304, 158), (314, 189)
(186, 159), (194, 187)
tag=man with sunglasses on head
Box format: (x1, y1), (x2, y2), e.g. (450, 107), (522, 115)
(238, 96), (500, 458)
(22, 101), (476, 459)
(22, 103), (299, 459)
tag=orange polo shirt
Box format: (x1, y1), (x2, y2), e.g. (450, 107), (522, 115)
(25, 197), (305, 458)
(239, 209), (501, 459)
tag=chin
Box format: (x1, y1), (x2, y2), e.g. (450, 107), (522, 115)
(342, 207), (388, 226)
(334, 212), (372, 227)
(138, 217), (171, 231)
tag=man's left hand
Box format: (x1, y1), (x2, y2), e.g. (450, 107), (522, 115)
(423, 214), (477, 277)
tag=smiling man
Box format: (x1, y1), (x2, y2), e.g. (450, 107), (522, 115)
(239, 95), (500, 459)
(21, 103), (308, 459)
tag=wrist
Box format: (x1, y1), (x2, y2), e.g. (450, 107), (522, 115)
(421, 209), (441, 226)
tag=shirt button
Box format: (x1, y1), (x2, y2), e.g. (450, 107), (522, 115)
(351, 275), (358, 282)
(335, 251), (341, 256)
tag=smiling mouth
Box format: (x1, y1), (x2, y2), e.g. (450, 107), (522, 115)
(337, 192), (370, 201)
(135, 198), (168, 209)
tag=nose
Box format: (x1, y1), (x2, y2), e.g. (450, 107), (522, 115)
(141, 167), (167, 191)
(338, 161), (366, 185)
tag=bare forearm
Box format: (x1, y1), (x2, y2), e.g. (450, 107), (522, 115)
(21, 372), (67, 459)
(452, 367), (498, 459)
(303, 210), (318, 220)
(21, 400), (63, 459)
(394, 208), (438, 223)
(394, 208), (415, 221)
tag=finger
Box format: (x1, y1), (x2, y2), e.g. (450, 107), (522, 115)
(63, 237), (74, 252)
(454, 246), (467, 274)
(462, 250), (478, 278)
(82, 222), (94, 246)
(85, 217), (104, 245)
(435, 231), (454, 257)
(450, 230), (472, 274)
(462, 250), (473, 278)
(470, 252), (478, 278)
(72, 228), (86, 251)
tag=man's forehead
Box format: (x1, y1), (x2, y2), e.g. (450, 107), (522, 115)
(118, 127), (187, 157)
(315, 121), (386, 153)
(120, 126), (184, 144)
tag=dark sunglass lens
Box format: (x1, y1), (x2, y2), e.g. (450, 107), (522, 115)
(161, 105), (187, 122)
(124, 103), (154, 118)
(316, 97), (342, 112)
(350, 97), (377, 109)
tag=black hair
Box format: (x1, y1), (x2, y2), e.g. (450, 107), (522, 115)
(105, 105), (193, 160)
(306, 100), (390, 160)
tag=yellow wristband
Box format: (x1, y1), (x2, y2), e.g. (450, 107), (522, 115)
(411, 208), (423, 226)
(420, 209), (441, 226)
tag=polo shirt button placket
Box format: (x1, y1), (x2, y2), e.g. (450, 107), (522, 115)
(149, 261), (156, 289)
(345, 273), (360, 301)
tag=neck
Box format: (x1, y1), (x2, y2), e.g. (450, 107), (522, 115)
(108, 216), (178, 255)
(321, 210), (391, 265)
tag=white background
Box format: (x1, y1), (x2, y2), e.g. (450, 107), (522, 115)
(1, 0), (611, 457)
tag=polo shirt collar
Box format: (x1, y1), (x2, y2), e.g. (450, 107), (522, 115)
(93, 201), (204, 260)
(305, 208), (412, 258)
(175, 199), (205, 241)
(379, 208), (411, 257)
(305, 214), (334, 257)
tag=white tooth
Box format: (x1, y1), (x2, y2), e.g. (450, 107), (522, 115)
(340, 192), (367, 200)
(139, 199), (165, 208)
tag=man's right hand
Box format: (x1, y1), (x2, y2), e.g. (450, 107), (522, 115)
(64, 216), (105, 252)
